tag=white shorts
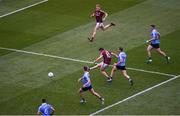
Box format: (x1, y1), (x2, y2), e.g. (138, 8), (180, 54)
(95, 22), (104, 29)
(97, 62), (109, 69)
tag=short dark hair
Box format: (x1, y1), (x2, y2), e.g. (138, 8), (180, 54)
(42, 99), (46, 103)
(150, 24), (156, 28)
(84, 66), (89, 71)
(99, 48), (104, 51)
(119, 47), (123, 51)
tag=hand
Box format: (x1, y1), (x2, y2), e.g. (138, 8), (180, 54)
(113, 63), (117, 66)
(78, 78), (81, 82)
(102, 18), (106, 21)
(83, 85), (86, 88)
(146, 40), (149, 43)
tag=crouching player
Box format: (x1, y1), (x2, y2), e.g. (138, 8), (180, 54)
(90, 48), (118, 82)
(78, 66), (104, 104)
(110, 47), (133, 86)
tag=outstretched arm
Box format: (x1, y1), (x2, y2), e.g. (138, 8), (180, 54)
(111, 52), (118, 57)
(93, 55), (103, 63)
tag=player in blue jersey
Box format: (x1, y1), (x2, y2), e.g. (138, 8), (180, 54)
(110, 47), (133, 86)
(37, 99), (55, 116)
(78, 66), (104, 104)
(146, 25), (170, 63)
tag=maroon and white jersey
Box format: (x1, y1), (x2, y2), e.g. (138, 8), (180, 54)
(100, 50), (112, 65)
(94, 10), (105, 23)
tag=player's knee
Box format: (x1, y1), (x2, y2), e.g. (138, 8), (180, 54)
(113, 66), (117, 71)
(101, 69), (105, 72)
(100, 67), (105, 71)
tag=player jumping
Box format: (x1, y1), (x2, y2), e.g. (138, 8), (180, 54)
(78, 66), (104, 104)
(88, 4), (115, 42)
(146, 25), (170, 64)
(90, 48), (118, 82)
(110, 47), (133, 86)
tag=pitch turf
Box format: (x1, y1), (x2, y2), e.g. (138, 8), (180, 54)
(0, 0), (180, 115)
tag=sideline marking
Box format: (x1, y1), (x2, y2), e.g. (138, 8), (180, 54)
(0, 0), (48, 18)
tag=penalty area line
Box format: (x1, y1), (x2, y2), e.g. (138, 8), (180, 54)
(89, 75), (180, 116)
(0, 0), (48, 18)
(0, 46), (176, 77)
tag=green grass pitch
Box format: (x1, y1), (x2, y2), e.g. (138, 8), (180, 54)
(0, 0), (180, 115)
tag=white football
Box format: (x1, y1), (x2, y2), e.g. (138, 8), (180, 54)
(48, 72), (54, 77)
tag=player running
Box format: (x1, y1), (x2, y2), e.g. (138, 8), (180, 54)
(146, 25), (170, 64)
(78, 66), (104, 104)
(110, 47), (133, 86)
(88, 4), (115, 42)
(37, 98), (55, 116)
(90, 48), (118, 82)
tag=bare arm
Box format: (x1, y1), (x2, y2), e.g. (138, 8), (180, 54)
(146, 33), (160, 43)
(146, 37), (156, 43)
(37, 112), (40, 115)
(50, 106), (55, 115)
(111, 52), (118, 57)
(93, 55), (103, 63)
(37, 107), (41, 115)
(78, 77), (82, 82)
(102, 10), (108, 21)
(90, 12), (95, 17)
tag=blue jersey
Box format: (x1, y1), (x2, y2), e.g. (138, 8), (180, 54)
(117, 52), (127, 66)
(38, 103), (52, 116)
(82, 72), (91, 87)
(151, 29), (160, 44)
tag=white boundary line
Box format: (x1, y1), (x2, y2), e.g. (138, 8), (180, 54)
(0, 47), (177, 77)
(0, 0), (48, 18)
(90, 75), (180, 116)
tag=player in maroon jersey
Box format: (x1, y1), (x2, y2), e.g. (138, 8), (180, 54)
(90, 48), (118, 82)
(88, 4), (115, 42)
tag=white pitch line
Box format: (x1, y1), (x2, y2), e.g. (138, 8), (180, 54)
(90, 75), (180, 116)
(127, 67), (175, 77)
(0, 0), (48, 18)
(0, 47), (176, 77)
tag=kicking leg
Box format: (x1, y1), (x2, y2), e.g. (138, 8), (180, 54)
(90, 63), (101, 70)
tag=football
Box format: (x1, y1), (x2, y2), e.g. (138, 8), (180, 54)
(48, 72), (54, 78)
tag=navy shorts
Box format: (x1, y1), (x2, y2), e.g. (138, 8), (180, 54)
(81, 85), (92, 91)
(116, 65), (126, 70)
(151, 43), (160, 49)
